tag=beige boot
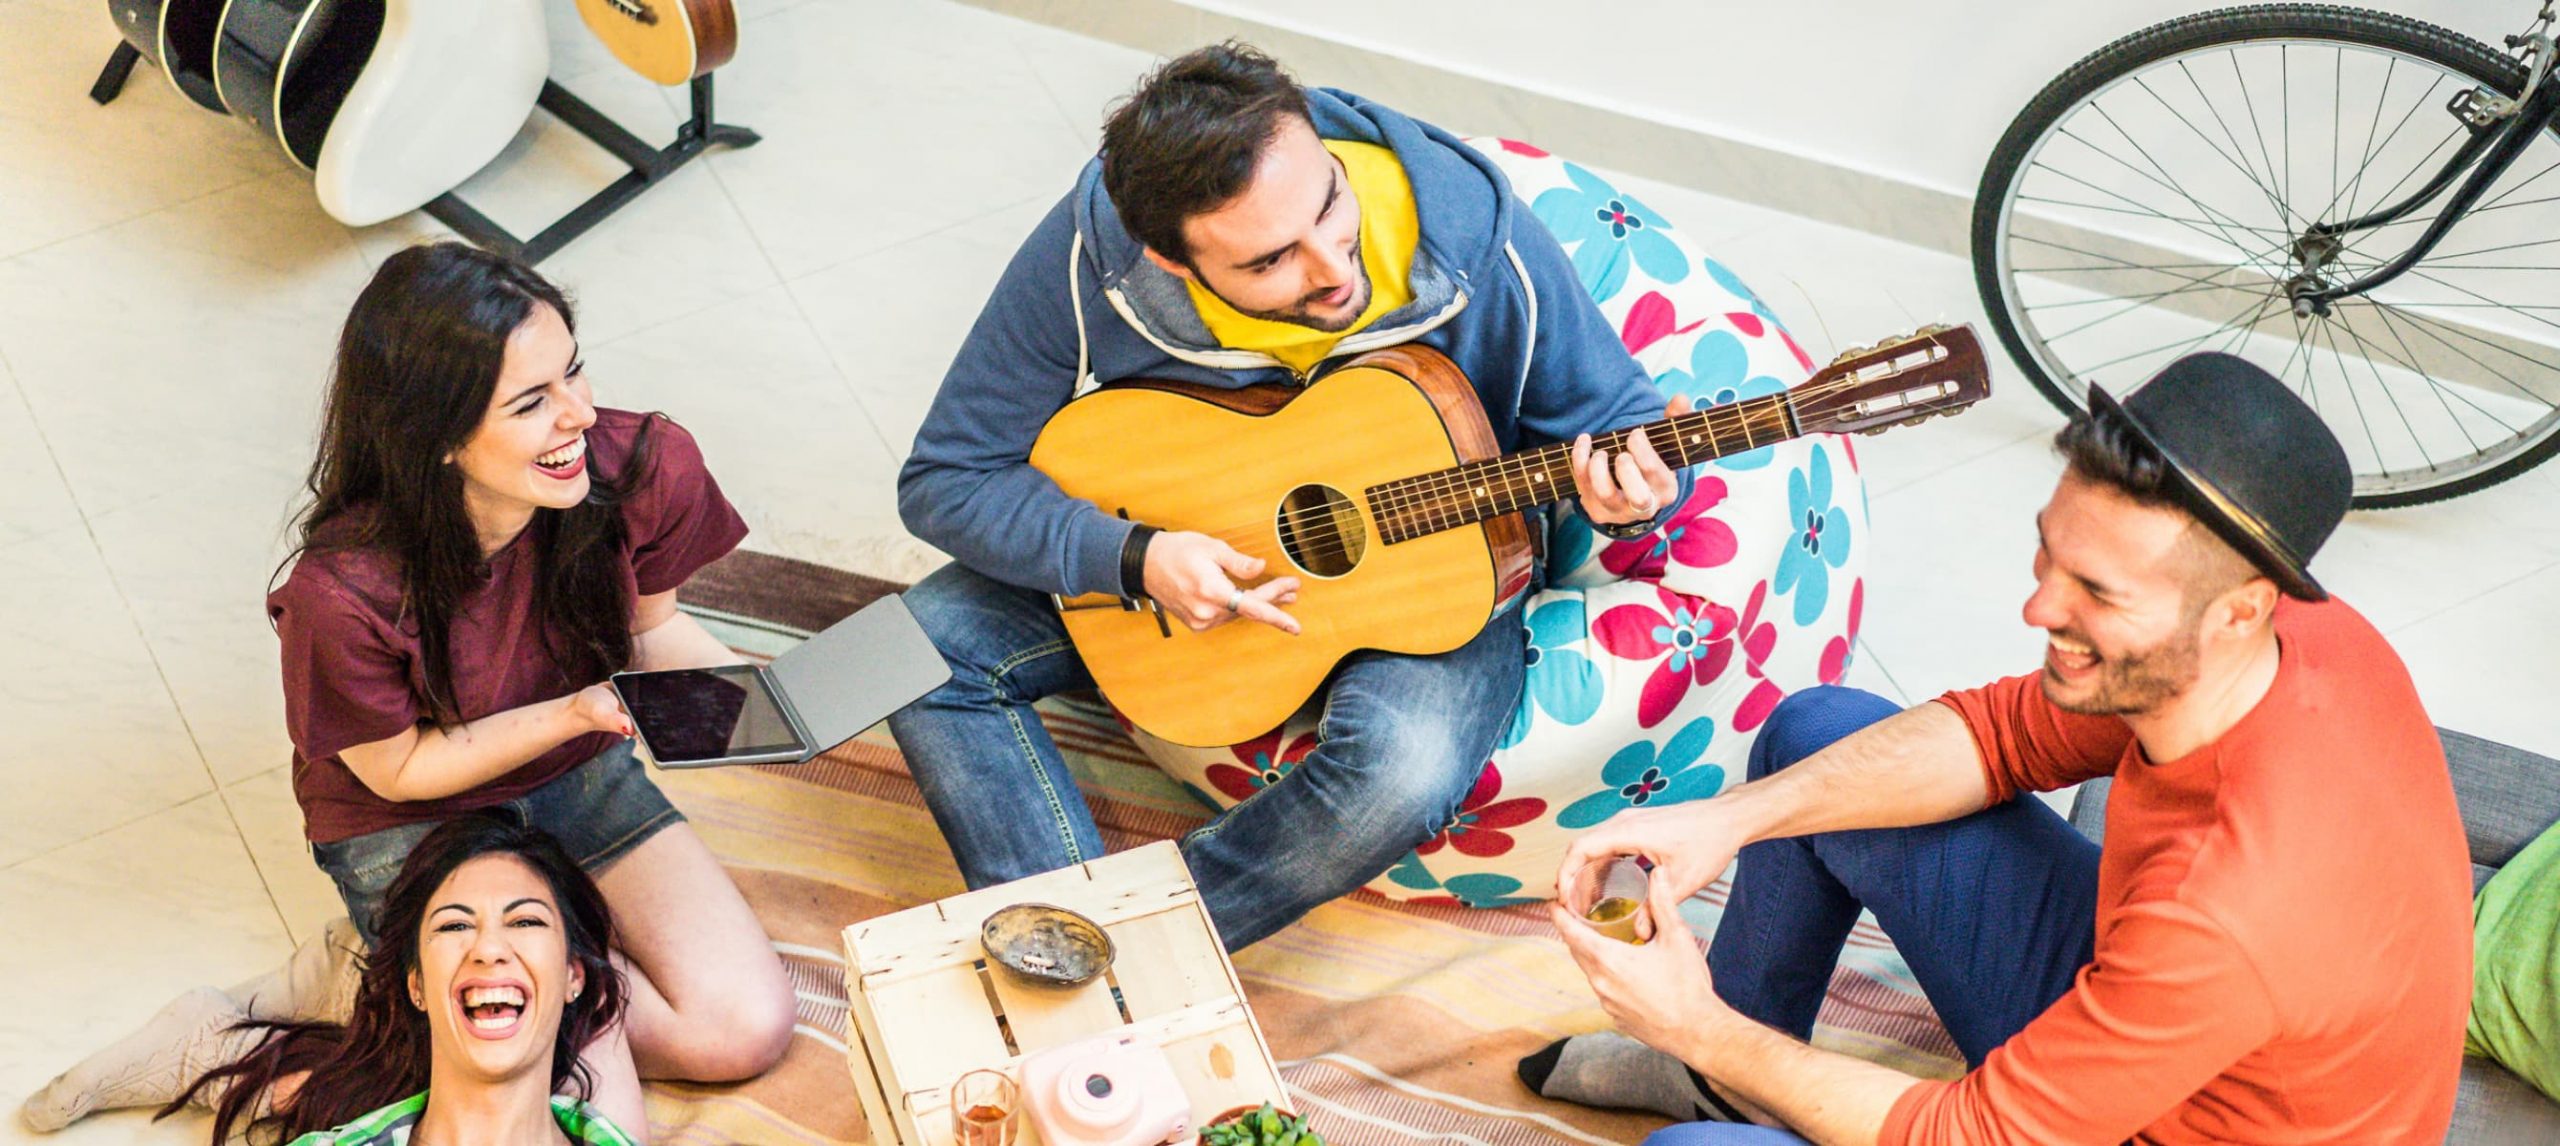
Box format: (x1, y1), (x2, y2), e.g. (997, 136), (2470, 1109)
(17, 987), (263, 1132)
(227, 916), (365, 1024)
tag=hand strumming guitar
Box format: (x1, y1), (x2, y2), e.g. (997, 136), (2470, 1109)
(1142, 531), (1304, 636)
(1571, 394), (1697, 525)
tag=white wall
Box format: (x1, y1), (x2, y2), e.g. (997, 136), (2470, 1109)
(1183, 0), (2513, 198)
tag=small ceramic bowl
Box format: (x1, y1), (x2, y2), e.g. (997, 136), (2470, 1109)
(980, 903), (1115, 987)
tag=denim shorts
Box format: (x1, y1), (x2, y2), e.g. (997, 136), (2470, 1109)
(309, 740), (683, 945)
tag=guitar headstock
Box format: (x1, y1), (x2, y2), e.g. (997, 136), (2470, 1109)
(1786, 323), (1991, 437)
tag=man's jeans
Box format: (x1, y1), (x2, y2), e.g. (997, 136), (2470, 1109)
(1650, 686), (2103, 1145)
(886, 562), (1525, 950)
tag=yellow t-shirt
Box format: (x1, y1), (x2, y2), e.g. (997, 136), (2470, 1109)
(1187, 140), (1419, 376)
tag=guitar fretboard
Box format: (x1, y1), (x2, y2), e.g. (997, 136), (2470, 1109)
(1368, 393), (1798, 544)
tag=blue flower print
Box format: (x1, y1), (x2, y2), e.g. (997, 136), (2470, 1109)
(1705, 257), (1783, 331)
(1438, 874), (1543, 909)
(1502, 596), (1605, 748)
(1773, 446), (1854, 626)
(1543, 510), (1597, 579)
(1531, 164), (1690, 303)
(1557, 718), (1726, 829)
(1387, 851), (1441, 891)
(1384, 854), (1543, 909)
(1652, 330), (1789, 471)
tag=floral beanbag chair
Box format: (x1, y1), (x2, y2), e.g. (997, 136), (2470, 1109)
(1124, 140), (1872, 906)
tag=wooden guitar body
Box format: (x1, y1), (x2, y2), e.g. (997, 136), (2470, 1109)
(212, 0), (385, 168)
(1032, 326), (1991, 748)
(1031, 347), (1532, 748)
(106, 0), (227, 110)
(573, 0), (737, 86)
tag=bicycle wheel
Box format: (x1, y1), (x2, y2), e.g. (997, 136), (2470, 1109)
(1975, 4), (2560, 507)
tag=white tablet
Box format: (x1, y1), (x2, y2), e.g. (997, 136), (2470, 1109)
(612, 595), (950, 769)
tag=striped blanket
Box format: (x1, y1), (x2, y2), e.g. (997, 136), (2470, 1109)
(650, 551), (1960, 1145)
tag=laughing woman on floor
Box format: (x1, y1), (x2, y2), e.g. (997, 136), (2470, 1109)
(20, 241), (794, 1138)
(197, 813), (642, 1144)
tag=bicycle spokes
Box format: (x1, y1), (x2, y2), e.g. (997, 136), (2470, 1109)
(1981, 11), (2560, 505)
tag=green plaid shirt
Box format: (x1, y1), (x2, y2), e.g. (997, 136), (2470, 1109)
(284, 1092), (638, 1145)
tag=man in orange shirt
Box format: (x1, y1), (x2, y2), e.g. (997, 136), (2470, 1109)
(1523, 352), (2473, 1144)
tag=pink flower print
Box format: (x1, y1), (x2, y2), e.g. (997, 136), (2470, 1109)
(1417, 763), (1548, 859)
(1498, 138), (1551, 158)
(1619, 291), (1706, 357)
(1731, 580), (1785, 733)
(1600, 476), (1739, 581)
(1595, 587), (1739, 728)
(1204, 727), (1317, 802)
(1821, 578), (1866, 685)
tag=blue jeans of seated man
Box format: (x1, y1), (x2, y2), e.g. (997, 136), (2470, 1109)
(886, 561), (1527, 951)
(1654, 686), (2103, 1144)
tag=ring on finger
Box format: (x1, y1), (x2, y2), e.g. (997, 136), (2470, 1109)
(1225, 590), (1244, 614)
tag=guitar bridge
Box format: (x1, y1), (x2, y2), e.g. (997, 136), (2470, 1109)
(1053, 593), (1175, 638)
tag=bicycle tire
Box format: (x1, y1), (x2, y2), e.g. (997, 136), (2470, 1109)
(1973, 3), (2560, 508)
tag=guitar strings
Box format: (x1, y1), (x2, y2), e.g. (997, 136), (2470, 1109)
(1198, 390), (1784, 545)
(1196, 394), (1806, 564)
(1140, 337), (1963, 561)
(1196, 359), (1950, 556)
(1200, 398), (1800, 568)
(1191, 392), (1794, 555)
(1191, 395), (1948, 571)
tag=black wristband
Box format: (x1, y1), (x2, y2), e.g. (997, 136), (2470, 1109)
(1119, 524), (1159, 599)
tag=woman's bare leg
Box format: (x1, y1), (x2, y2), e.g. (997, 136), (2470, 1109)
(592, 823), (796, 1081)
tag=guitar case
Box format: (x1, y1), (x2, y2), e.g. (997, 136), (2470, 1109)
(210, 0), (387, 170)
(313, 0), (550, 225)
(105, 0), (227, 111)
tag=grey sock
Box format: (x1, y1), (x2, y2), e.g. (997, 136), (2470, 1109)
(18, 987), (259, 1131)
(1517, 1032), (1741, 1123)
(227, 917), (365, 1024)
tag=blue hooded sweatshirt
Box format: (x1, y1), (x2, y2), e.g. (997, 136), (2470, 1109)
(898, 88), (1686, 601)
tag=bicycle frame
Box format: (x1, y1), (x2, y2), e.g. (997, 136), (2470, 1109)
(2295, 34), (2560, 312)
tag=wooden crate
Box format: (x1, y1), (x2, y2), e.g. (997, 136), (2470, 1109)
(842, 841), (1288, 1146)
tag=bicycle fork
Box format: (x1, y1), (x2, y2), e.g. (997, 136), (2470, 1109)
(2291, 4), (2560, 315)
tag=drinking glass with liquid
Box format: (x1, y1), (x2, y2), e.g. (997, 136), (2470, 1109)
(951, 1068), (1019, 1146)
(1582, 855), (1653, 945)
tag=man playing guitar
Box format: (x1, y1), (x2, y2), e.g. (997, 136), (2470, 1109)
(890, 42), (1698, 949)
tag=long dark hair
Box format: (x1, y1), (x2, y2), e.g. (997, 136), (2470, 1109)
(284, 241), (654, 723)
(171, 814), (628, 1143)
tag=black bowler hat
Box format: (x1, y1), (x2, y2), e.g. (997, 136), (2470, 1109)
(2085, 352), (2352, 601)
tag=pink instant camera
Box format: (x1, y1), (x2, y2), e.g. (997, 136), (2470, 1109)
(1018, 1032), (1194, 1146)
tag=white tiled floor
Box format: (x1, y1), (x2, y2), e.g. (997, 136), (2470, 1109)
(1, 0), (2551, 1140)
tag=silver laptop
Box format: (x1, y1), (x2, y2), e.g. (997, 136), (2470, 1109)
(610, 595), (950, 768)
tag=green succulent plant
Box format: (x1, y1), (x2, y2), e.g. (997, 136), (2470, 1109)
(1199, 1103), (1321, 1146)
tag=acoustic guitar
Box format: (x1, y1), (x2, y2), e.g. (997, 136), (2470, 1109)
(1030, 325), (1992, 748)
(573, 0), (738, 86)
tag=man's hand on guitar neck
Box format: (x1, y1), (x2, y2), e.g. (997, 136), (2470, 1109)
(1572, 394), (1695, 526)
(1142, 531), (1304, 636)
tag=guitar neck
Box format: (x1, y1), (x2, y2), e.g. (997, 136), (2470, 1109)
(1371, 392), (1800, 544)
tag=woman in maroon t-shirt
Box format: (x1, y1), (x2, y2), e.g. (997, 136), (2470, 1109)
(21, 243), (793, 1133)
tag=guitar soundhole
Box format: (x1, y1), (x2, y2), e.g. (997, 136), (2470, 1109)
(1276, 484), (1367, 578)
